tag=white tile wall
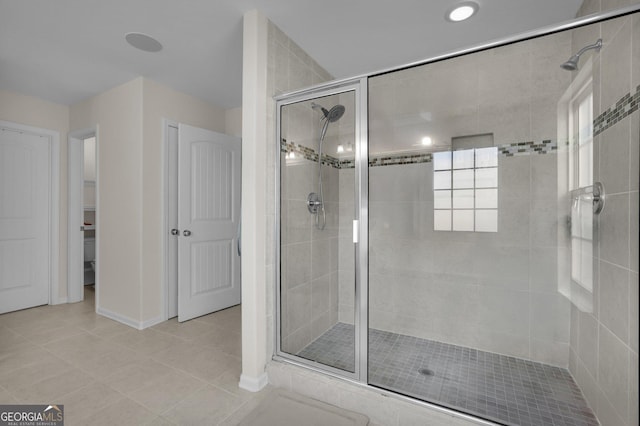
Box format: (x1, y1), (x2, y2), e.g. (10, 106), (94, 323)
(365, 153), (570, 365)
(268, 22), (337, 355)
(568, 5), (640, 426)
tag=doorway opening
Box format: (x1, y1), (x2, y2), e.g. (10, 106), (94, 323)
(82, 136), (97, 302)
(68, 129), (98, 307)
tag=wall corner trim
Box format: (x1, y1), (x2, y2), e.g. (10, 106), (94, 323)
(239, 373), (269, 392)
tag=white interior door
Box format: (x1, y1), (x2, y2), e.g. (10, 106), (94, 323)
(167, 124), (178, 319)
(178, 124), (241, 322)
(0, 127), (50, 313)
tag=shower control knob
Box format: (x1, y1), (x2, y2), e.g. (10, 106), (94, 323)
(307, 192), (322, 214)
(183, 230), (192, 237)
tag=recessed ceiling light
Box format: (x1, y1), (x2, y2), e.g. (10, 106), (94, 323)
(125, 32), (163, 52)
(446, 1), (479, 22)
(421, 137), (433, 146)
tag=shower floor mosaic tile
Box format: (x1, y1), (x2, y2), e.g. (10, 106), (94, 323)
(297, 323), (598, 426)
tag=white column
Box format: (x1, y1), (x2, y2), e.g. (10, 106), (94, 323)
(239, 9), (269, 392)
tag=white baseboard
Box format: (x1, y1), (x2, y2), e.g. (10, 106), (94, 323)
(96, 307), (163, 330)
(239, 372), (269, 392)
(97, 306), (140, 329)
(141, 315), (165, 329)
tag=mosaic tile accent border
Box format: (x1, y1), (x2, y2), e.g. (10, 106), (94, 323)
(368, 152), (433, 168)
(282, 138), (558, 169)
(281, 139), (340, 168)
(594, 84), (640, 136)
(281, 84), (638, 169)
(498, 139), (556, 157)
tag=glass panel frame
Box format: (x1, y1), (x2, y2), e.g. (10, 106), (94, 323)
(274, 78), (368, 382)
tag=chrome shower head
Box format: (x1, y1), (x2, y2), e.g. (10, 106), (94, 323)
(311, 102), (345, 122)
(326, 105), (345, 122)
(560, 56), (579, 71)
(561, 39), (602, 71)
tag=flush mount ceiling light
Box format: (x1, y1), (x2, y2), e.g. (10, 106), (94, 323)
(421, 136), (433, 146)
(125, 32), (163, 52)
(446, 1), (479, 22)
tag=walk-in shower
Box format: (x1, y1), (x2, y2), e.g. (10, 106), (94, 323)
(276, 8), (639, 426)
(307, 102), (346, 230)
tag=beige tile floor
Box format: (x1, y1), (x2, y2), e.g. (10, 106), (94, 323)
(0, 287), (274, 425)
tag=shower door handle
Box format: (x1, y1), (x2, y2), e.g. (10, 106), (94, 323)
(592, 181), (605, 214)
(353, 220), (359, 243)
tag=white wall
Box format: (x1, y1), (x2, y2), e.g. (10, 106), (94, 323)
(240, 9), (270, 391)
(69, 76), (230, 326)
(70, 78), (145, 323)
(0, 89), (70, 302)
(141, 78), (227, 322)
(225, 107), (242, 138)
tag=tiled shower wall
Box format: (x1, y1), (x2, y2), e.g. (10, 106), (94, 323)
(265, 21), (334, 359)
(281, 91), (357, 353)
(335, 151), (569, 366)
(568, 2), (640, 426)
(280, 152), (340, 354)
(365, 154), (568, 366)
(360, 31), (574, 367)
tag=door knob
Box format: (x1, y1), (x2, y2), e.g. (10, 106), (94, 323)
(183, 230), (192, 237)
(170, 229), (179, 236)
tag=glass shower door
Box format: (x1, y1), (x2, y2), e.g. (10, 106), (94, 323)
(277, 87), (360, 375)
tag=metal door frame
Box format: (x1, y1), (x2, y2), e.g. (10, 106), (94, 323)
(274, 77), (368, 383)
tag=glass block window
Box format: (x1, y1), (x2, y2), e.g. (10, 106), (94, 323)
(433, 147), (498, 232)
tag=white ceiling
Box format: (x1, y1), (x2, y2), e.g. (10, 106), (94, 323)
(0, 0), (584, 109)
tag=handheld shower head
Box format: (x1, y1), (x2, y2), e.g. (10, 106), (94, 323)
(325, 105), (345, 122)
(561, 39), (602, 71)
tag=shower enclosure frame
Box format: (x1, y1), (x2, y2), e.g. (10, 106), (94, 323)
(273, 2), (640, 422)
(274, 78), (369, 382)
